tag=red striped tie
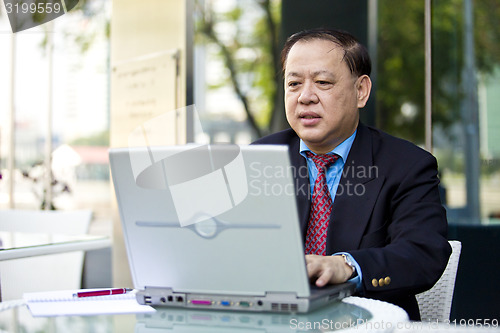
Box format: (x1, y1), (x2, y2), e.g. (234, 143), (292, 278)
(304, 152), (339, 255)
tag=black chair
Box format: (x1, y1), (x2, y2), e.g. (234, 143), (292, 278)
(448, 223), (500, 320)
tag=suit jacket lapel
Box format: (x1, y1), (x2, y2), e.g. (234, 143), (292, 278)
(288, 136), (311, 237)
(326, 123), (385, 254)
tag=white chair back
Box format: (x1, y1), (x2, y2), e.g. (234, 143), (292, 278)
(0, 209), (92, 301)
(416, 240), (462, 321)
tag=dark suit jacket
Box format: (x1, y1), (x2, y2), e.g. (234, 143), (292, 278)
(253, 122), (451, 320)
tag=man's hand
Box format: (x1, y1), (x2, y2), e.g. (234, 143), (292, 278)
(305, 254), (354, 287)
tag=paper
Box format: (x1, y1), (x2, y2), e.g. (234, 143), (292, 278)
(23, 289), (156, 317)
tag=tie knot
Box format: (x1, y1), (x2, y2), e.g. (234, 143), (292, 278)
(306, 152), (339, 172)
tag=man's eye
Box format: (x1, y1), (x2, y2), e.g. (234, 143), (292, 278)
(317, 81), (331, 85)
(288, 82), (299, 87)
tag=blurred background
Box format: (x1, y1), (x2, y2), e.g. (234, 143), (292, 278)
(0, 0), (499, 320)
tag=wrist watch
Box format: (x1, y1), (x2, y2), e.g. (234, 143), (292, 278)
(341, 254), (357, 279)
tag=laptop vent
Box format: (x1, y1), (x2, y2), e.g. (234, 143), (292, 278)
(271, 302), (299, 312)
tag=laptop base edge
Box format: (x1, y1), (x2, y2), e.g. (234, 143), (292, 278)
(136, 283), (355, 313)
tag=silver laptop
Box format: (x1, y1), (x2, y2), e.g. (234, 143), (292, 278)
(109, 144), (355, 313)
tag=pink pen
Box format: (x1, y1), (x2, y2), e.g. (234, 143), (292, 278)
(74, 288), (131, 298)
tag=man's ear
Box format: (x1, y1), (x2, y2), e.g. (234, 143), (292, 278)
(356, 75), (372, 109)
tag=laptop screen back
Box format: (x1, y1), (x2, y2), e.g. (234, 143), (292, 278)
(109, 144), (310, 297)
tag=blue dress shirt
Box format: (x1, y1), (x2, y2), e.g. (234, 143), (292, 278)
(299, 131), (363, 291)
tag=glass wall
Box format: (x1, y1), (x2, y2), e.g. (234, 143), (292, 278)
(0, 0), (111, 232)
(431, 0), (500, 224)
(367, 0), (500, 224)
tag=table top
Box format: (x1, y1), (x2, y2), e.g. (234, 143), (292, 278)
(0, 296), (409, 332)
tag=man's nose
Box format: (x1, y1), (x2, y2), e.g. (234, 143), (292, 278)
(298, 82), (319, 104)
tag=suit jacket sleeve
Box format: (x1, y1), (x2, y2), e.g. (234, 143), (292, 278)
(348, 151), (451, 298)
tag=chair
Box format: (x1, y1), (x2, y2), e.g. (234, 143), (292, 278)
(416, 240), (462, 322)
(0, 209), (93, 301)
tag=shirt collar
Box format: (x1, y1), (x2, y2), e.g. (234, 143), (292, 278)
(299, 130), (357, 162)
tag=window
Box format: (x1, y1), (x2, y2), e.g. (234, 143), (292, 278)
(0, 1), (111, 224)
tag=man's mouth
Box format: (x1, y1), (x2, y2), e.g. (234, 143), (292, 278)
(299, 112), (320, 119)
(298, 112), (321, 125)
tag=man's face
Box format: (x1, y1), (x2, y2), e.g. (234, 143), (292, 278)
(284, 39), (369, 154)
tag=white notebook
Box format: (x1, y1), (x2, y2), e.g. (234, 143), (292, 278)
(23, 289), (156, 317)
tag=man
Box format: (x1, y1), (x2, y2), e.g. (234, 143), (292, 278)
(254, 28), (451, 320)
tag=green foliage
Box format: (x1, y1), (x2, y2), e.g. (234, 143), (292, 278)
(377, 1), (426, 142)
(474, 0), (500, 75)
(377, 0), (500, 144)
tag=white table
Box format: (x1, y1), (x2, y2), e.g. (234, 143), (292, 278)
(342, 296), (409, 332)
(0, 234), (111, 261)
(0, 295), (410, 332)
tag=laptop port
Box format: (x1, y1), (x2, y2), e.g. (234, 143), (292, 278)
(191, 299), (212, 306)
(144, 296), (152, 304)
(238, 301), (251, 307)
(176, 296), (184, 303)
(220, 301), (231, 306)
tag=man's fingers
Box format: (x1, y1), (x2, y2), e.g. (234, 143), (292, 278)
(306, 258), (322, 278)
(305, 255), (349, 286)
(314, 272), (331, 287)
(305, 255), (334, 286)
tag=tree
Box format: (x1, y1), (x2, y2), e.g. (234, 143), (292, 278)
(195, 0), (281, 139)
